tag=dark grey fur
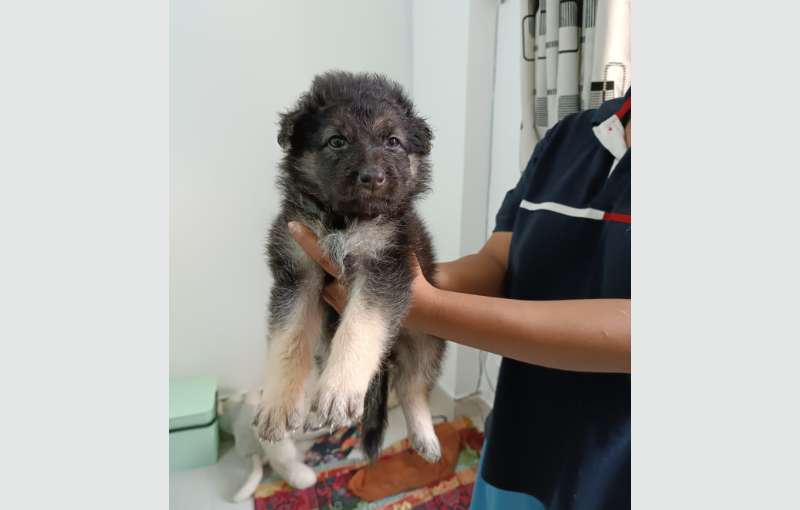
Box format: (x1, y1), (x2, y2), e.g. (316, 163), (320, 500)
(260, 71), (446, 462)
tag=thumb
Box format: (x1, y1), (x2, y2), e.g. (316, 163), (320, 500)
(287, 221), (340, 277)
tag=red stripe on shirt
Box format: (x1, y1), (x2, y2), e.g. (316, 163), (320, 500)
(603, 212), (631, 224)
(615, 97), (631, 121)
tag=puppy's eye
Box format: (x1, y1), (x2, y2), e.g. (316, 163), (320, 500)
(386, 136), (401, 148)
(327, 135), (347, 149)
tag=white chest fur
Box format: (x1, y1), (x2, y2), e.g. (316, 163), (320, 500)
(318, 217), (396, 277)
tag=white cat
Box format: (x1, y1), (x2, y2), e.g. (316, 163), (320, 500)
(219, 390), (319, 502)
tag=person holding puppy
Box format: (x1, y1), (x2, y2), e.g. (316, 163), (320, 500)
(290, 90), (631, 510)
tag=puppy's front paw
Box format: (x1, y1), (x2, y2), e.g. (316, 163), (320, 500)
(411, 432), (441, 463)
(311, 376), (365, 429)
(252, 396), (303, 443)
(303, 410), (325, 432)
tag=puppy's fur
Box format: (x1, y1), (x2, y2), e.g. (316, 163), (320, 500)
(253, 71), (445, 463)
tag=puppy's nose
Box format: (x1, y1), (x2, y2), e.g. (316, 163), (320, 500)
(358, 167), (386, 188)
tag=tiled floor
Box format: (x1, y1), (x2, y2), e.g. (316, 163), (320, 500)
(169, 389), (490, 509)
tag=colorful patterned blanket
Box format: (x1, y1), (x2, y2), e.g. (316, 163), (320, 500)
(254, 416), (482, 510)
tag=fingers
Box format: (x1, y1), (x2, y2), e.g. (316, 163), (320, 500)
(286, 222), (349, 312)
(409, 253), (423, 275)
(321, 281), (346, 313)
(321, 294), (339, 313)
(287, 221), (340, 277)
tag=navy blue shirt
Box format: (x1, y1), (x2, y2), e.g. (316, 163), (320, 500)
(480, 93), (631, 510)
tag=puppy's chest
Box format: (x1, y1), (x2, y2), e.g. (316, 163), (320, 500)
(319, 220), (399, 278)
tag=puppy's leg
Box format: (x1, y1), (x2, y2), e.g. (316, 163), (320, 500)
(312, 275), (397, 429)
(303, 303), (336, 432)
(394, 330), (446, 463)
(254, 273), (323, 442)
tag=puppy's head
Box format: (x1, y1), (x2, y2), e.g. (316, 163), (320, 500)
(277, 71), (433, 217)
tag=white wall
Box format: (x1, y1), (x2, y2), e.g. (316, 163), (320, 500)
(487, 0), (537, 236)
(410, 1), (468, 398)
(479, 0), (538, 402)
(411, 0), (501, 399)
(170, 0), (413, 393)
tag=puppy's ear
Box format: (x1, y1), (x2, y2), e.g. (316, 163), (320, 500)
(278, 104), (321, 156)
(406, 116), (433, 156)
(277, 108), (304, 153)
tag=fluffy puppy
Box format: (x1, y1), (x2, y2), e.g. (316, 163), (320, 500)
(253, 71), (446, 463)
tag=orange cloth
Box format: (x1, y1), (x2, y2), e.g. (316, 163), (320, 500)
(347, 421), (461, 502)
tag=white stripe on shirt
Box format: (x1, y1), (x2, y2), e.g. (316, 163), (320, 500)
(519, 200), (606, 220)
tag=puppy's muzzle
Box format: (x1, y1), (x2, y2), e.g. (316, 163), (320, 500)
(357, 167), (386, 190)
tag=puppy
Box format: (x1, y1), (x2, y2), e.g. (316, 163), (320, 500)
(253, 71), (446, 463)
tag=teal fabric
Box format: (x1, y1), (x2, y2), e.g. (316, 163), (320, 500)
(470, 443), (545, 510)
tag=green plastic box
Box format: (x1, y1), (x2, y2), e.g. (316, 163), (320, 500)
(169, 376), (219, 471)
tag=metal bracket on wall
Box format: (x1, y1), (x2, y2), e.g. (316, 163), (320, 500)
(604, 62), (628, 101)
(522, 13), (536, 62)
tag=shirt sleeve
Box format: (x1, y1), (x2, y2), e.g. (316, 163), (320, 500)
(493, 128), (555, 232)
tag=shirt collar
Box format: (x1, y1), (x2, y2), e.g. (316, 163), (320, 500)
(592, 89), (631, 161)
(590, 88), (631, 126)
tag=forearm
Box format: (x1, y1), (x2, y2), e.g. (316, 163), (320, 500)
(410, 289), (631, 373)
(434, 232), (511, 297)
(284, 223), (627, 372)
(435, 255), (506, 297)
